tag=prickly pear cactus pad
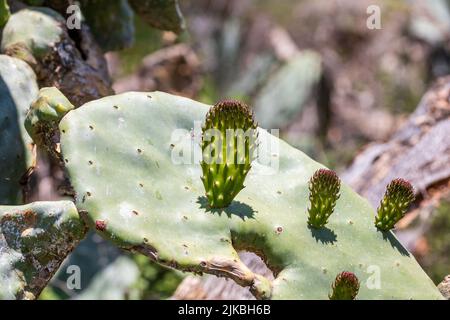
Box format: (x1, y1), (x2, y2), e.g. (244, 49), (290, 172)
(1, 7), (64, 60)
(1, 7), (113, 105)
(59, 92), (443, 299)
(0, 0), (10, 28)
(128, 0), (185, 33)
(0, 55), (39, 204)
(79, 0), (135, 52)
(0, 201), (87, 300)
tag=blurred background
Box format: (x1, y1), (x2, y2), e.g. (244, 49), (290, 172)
(39, 0), (450, 299)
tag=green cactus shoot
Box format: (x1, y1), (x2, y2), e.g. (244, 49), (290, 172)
(307, 169), (341, 228)
(375, 178), (415, 231)
(200, 100), (258, 208)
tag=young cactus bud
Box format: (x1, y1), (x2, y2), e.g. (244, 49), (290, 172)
(200, 99), (258, 208)
(25, 87), (75, 162)
(375, 178), (415, 231)
(329, 271), (360, 300)
(307, 169), (340, 228)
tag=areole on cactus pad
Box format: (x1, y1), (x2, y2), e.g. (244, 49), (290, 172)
(57, 91), (443, 299)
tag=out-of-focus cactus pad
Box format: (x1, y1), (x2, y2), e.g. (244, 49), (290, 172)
(1, 7), (64, 60)
(0, 0), (10, 28)
(79, 0), (135, 52)
(0, 55), (38, 204)
(128, 0), (184, 33)
(254, 51), (322, 129)
(59, 92), (443, 299)
(0, 201), (87, 299)
(1, 7), (113, 106)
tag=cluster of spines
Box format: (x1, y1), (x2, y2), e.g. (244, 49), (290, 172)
(375, 178), (415, 231)
(329, 271), (360, 300)
(200, 99), (258, 208)
(307, 168), (341, 228)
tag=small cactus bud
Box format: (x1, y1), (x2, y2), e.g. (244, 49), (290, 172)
(375, 178), (415, 231)
(307, 169), (340, 228)
(329, 271), (360, 300)
(200, 99), (258, 208)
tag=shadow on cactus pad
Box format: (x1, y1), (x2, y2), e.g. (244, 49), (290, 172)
(196, 196), (256, 221)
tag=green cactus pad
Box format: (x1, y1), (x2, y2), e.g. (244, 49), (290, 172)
(254, 51), (322, 129)
(128, 0), (185, 34)
(0, 55), (39, 204)
(0, 201), (87, 299)
(59, 92), (443, 299)
(79, 0), (135, 52)
(21, 0), (134, 52)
